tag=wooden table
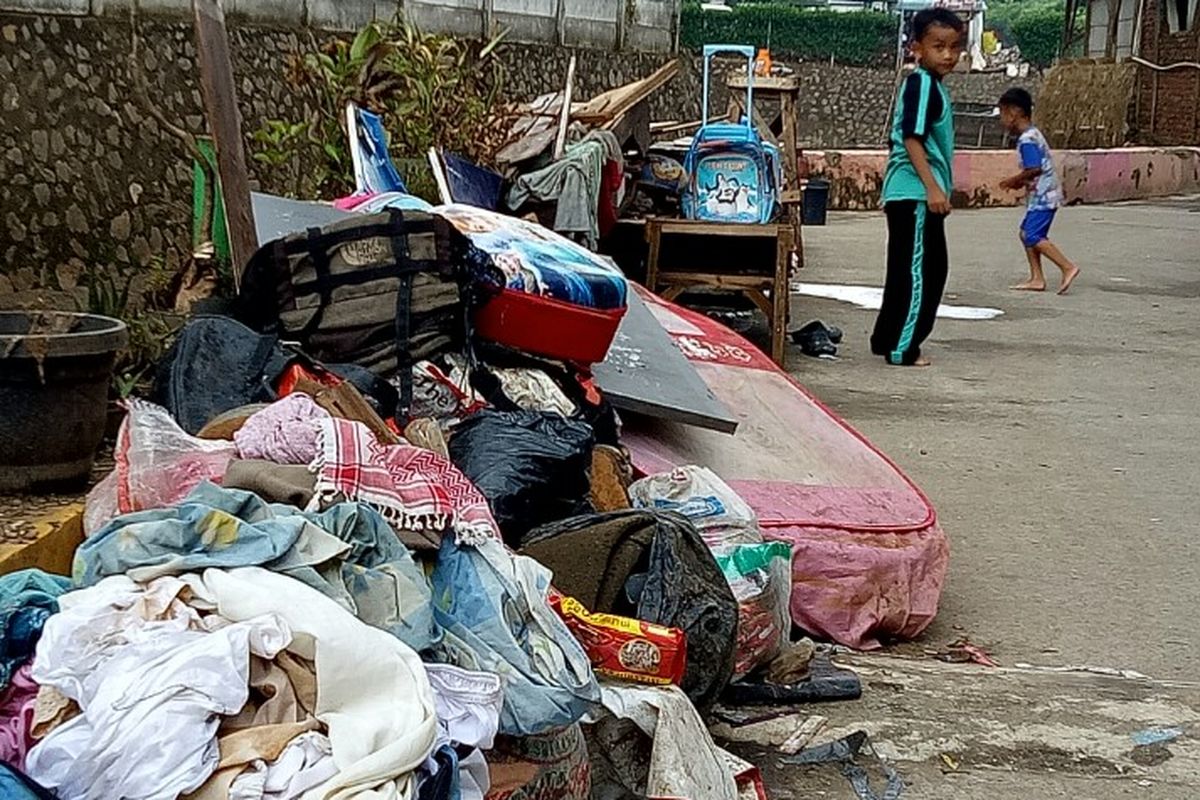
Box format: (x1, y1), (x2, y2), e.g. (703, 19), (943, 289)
(644, 218), (795, 367)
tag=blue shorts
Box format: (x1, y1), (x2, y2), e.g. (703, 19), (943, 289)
(1020, 208), (1057, 247)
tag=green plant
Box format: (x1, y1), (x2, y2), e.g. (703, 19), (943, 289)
(986, 0), (1083, 67)
(681, 2), (896, 66)
(253, 120), (313, 198)
(80, 263), (178, 400)
(256, 20), (507, 201)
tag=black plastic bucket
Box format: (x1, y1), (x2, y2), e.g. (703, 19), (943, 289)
(802, 178), (831, 226)
(0, 311), (127, 493)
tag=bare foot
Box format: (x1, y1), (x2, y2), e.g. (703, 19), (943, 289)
(1057, 266), (1081, 295)
(912, 356), (932, 367)
(1011, 280), (1046, 291)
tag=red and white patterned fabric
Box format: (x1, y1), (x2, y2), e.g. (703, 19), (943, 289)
(313, 417), (498, 544)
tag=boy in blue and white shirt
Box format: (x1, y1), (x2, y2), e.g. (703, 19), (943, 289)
(998, 88), (1081, 295)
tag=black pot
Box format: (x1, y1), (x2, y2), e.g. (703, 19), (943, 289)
(0, 311), (127, 494)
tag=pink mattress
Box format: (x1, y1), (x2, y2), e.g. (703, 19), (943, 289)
(622, 288), (949, 649)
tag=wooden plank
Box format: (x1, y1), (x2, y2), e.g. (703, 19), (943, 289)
(428, 147), (452, 205)
(644, 217), (663, 292)
(574, 60), (680, 124)
(657, 272), (774, 290)
(553, 55), (577, 161)
(593, 289), (738, 435)
(771, 224), (793, 366)
(652, 218), (792, 238)
(728, 75), (801, 91)
(615, 0), (627, 50)
(194, 0), (257, 288)
(780, 90), (800, 190)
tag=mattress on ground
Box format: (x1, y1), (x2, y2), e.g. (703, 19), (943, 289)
(622, 288), (948, 649)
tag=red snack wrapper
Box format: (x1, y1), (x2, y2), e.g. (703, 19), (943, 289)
(549, 591), (687, 686)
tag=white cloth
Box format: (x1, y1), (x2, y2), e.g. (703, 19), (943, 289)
(458, 749), (490, 800)
(186, 567), (438, 800)
(230, 731), (340, 800)
(26, 576), (291, 800)
(425, 663), (503, 750)
(590, 683), (738, 800)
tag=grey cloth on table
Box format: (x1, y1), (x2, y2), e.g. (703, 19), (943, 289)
(505, 130), (621, 249)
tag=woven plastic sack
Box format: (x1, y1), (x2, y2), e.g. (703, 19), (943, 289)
(713, 542), (794, 680)
(628, 466), (760, 548)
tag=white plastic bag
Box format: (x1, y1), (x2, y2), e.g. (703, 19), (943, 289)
(84, 400), (236, 535)
(629, 465), (761, 547)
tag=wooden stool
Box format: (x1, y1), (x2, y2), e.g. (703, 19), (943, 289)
(644, 217), (795, 367)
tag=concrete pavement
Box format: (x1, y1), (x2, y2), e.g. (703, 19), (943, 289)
(747, 198), (1200, 797)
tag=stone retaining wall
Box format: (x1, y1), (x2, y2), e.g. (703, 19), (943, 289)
(0, 5), (1042, 300)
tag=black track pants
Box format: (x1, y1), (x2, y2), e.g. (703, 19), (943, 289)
(870, 200), (949, 366)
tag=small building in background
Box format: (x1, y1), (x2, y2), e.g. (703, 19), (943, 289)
(1067, 0), (1200, 143)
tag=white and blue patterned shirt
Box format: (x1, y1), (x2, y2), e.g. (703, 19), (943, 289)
(1017, 126), (1063, 211)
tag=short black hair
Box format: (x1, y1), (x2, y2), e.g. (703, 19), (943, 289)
(999, 87), (1034, 117)
(913, 8), (967, 41)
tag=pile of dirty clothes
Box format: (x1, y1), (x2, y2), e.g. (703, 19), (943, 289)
(0, 203), (796, 800)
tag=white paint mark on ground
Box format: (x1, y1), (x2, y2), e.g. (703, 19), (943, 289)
(793, 282), (1004, 321)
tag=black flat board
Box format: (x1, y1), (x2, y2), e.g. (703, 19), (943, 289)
(594, 289), (738, 434)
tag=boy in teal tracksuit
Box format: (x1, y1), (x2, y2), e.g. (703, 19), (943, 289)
(870, 8), (965, 367)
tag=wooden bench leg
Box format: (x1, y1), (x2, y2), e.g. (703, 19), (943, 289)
(772, 228), (793, 367)
(662, 285), (688, 302)
(645, 220), (663, 292)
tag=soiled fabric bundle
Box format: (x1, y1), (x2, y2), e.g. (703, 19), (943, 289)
(187, 721), (337, 800)
(430, 538), (599, 736)
(0, 571), (71, 691)
(26, 576), (292, 800)
(0, 664), (37, 768)
(187, 567), (439, 800)
(223, 460), (318, 510)
(419, 665), (501, 800)
(74, 483), (439, 653)
(221, 653), (317, 732)
(234, 394), (329, 465)
(228, 730), (337, 800)
(30, 684), (78, 742)
(0, 762), (56, 800)
(587, 683), (737, 800)
(424, 664), (502, 751)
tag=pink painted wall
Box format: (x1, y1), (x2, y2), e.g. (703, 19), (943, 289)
(808, 147), (1200, 210)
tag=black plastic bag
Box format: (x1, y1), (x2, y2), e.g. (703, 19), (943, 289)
(520, 509), (739, 708)
(153, 315), (289, 435)
(449, 410), (594, 546)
